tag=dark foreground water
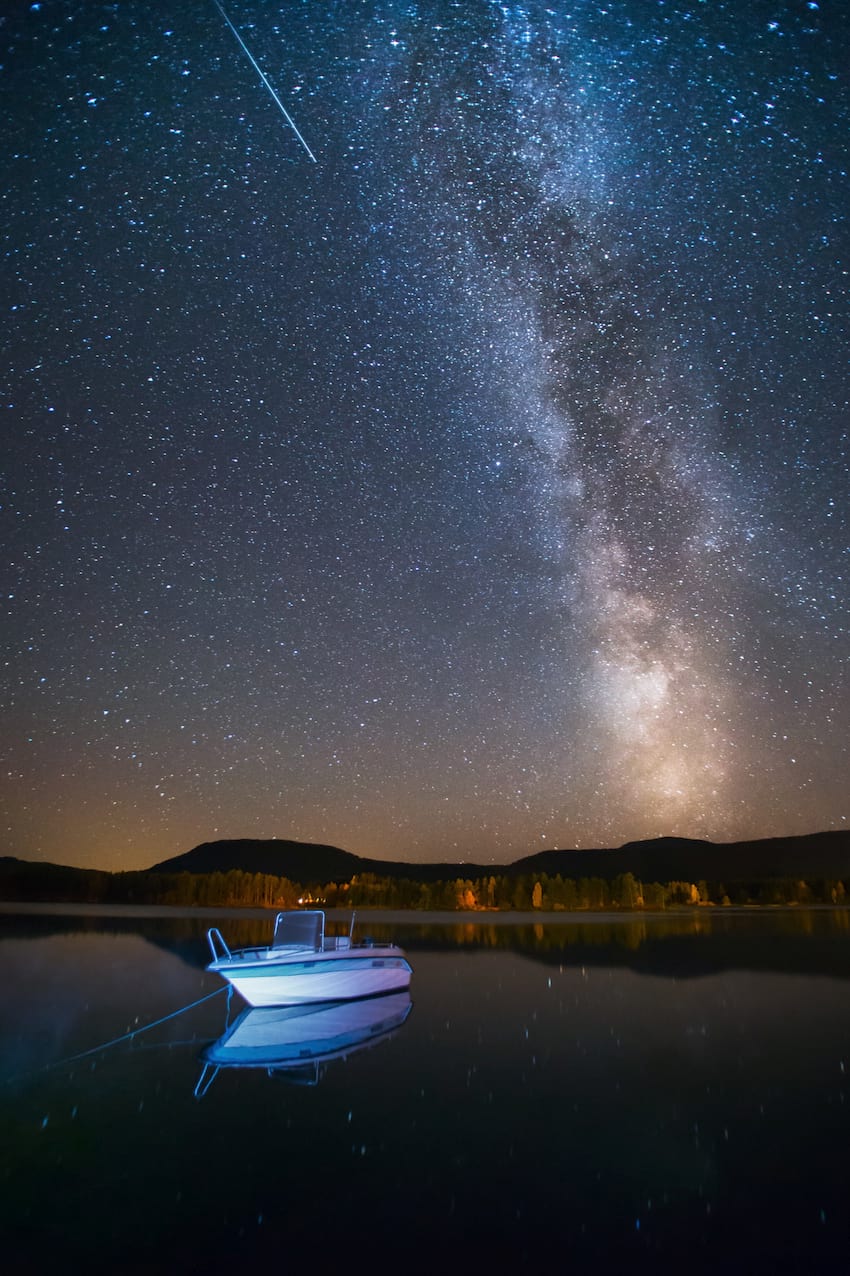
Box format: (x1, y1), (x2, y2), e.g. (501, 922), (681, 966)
(4, 907), (850, 1274)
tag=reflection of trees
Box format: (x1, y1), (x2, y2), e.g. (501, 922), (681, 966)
(380, 912), (850, 982)
(218, 910), (850, 982)
(6, 908), (850, 982)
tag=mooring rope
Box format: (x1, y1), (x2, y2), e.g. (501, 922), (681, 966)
(5, 984), (230, 1086)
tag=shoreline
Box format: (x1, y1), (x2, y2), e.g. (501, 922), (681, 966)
(2, 900), (849, 924)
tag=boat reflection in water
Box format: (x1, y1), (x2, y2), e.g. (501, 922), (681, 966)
(195, 990), (412, 1094)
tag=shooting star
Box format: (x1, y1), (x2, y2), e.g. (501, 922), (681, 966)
(212, 0), (317, 163)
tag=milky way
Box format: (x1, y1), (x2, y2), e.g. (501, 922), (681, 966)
(2, 1), (847, 868)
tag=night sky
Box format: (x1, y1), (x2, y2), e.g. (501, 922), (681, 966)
(3, 0), (847, 871)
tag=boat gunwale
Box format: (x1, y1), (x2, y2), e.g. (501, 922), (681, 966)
(208, 946), (411, 975)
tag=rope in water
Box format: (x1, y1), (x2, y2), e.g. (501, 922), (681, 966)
(6, 984), (230, 1085)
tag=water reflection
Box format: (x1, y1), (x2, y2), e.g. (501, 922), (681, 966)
(4, 909), (850, 1272)
(196, 991), (412, 1094)
(7, 905), (850, 980)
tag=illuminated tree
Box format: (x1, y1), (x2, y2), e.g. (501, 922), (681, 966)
(613, 872), (641, 909)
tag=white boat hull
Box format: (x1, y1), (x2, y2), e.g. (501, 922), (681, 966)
(210, 947), (412, 1008)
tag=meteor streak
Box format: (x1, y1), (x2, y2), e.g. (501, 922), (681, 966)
(212, 0), (317, 162)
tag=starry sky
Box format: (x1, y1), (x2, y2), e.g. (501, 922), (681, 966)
(3, 0), (847, 871)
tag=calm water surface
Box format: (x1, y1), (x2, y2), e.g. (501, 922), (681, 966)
(3, 908), (850, 1274)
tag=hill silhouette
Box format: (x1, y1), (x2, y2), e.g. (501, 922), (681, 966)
(149, 839), (362, 881)
(149, 830), (850, 885)
(148, 838), (492, 884)
(512, 831), (850, 883)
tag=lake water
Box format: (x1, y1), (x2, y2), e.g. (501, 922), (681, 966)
(4, 907), (850, 1274)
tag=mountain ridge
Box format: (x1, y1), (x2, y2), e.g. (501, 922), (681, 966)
(148, 829), (850, 884)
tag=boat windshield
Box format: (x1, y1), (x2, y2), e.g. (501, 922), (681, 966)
(272, 910), (324, 951)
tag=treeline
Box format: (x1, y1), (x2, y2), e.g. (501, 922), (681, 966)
(333, 871), (847, 910)
(3, 858), (848, 910)
(153, 868), (849, 910)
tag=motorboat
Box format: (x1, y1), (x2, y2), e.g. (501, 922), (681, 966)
(205, 909), (413, 1007)
(194, 989), (412, 1093)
